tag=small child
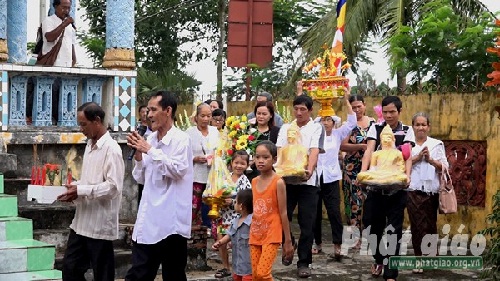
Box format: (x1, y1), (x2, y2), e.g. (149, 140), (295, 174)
(212, 189), (253, 281)
(214, 150), (251, 278)
(249, 140), (294, 280)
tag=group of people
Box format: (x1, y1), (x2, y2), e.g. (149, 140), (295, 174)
(55, 87), (448, 281)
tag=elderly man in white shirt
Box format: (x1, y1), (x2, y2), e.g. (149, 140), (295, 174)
(58, 102), (125, 281)
(41, 0), (76, 67)
(126, 91), (194, 281)
(276, 94), (324, 278)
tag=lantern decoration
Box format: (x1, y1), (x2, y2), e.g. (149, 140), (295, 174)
(302, 0), (351, 117)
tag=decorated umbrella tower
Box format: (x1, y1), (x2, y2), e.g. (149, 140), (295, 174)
(302, 0), (351, 117)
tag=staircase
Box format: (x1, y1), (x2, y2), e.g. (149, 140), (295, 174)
(0, 174), (61, 281)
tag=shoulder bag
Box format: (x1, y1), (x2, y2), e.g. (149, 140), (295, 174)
(36, 29), (65, 66)
(439, 166), (457, 214)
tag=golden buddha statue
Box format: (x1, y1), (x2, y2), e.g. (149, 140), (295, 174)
(276, 123), (308, 178)
(357, 125), (408, 186)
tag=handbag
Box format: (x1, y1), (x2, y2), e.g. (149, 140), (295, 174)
(439, 166), (457, 214)
(36, 29), (65, 66)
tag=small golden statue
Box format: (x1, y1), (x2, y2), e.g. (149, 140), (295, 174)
(276, 123), (308, 178)
(357, 125), (408, 186)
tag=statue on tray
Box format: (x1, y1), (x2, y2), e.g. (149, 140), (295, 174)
(357, 125), (408, 186)
(276, 122), (308, 178)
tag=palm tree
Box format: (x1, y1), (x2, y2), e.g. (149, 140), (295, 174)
(137, 68), (201, 105)
(299, 0), (492, 91)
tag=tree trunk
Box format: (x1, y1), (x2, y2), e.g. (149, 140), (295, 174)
(396, 70), (407, 94)
(216, 0), (227, 101)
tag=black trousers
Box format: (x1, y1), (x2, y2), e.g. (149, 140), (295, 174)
(125, 234), (188, 281)
(286, 184), (319, 268)
(137, 184), (144, 207)
(313, 178), (343, 245)
(363, 190), (407, 280)
(62, 229), (115, 281)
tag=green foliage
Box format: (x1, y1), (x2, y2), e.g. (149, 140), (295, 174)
(387, 0), (497, 87)
(78, 36), (105, 67)
(27, 42), (36, 54)
(79, 0), (219, 70)
(479, 190), (500, 280)
(136, 68), (201, 105)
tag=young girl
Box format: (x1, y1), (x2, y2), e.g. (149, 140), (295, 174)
(214, 150), (251, 278)
(249, 140), (294, 280)
(212, 189), (254, 281)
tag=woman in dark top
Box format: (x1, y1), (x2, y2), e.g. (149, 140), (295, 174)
(245, 101), (280, 180)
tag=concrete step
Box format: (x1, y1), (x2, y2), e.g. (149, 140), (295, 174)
(0, 239), (56, 274)
(0, 269), (61, 281)
(33, 224), (132, 256)
(4, 178), (31, 205)
(0, 217), (33, 241)
(18, 204), (75, 230)
(0, 194), (18, 218)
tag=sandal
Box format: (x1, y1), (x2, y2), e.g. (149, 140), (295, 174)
(214, 268), (231, 278)
(371, 264), (383, 277)
(327, 245), (342, 262)
(311, 243), (322, 254)
(297, 266), (311, 278)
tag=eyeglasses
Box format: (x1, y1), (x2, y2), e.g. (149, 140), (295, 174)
(212, 118), (224, 123)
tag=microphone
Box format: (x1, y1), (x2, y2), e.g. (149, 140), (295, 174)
(128, 125), (148, 160)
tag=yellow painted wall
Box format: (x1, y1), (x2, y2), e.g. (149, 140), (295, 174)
(177, 93), (499, 236)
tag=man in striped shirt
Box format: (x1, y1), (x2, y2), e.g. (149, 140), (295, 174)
(58, 102), (125, 281)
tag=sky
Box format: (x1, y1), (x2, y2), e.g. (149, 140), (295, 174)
(27, 0), (500, 99)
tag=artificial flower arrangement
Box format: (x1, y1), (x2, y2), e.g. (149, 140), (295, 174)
(224, 115), (260, 164)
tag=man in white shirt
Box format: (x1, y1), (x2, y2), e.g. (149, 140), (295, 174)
(58, 102), (125, 281)
(41, 0), (76, 67)
(125, 91), (194, 281)
(276, 95), (324, 278)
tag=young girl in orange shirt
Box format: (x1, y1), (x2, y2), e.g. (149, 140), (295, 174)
(249, 140), (294, 280)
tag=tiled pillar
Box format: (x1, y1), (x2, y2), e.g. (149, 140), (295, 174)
(113, 76), (136, 131)
(0, 0), (7, 62)
(0, 72), (9, 130)
(32, 77), (56, 126)
(82, 77), (106, 105)
(48, 0), (76, 18)
(102, 0), (135, 70)
(6, 0), (27, 64)
(58, 77), (80, 126)
(8, 76), (28, 127)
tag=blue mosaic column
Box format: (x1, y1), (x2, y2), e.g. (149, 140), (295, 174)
(82, 78), (106, 105)
(113, 76), (136, 131)
(32, 77), (56, 127)
(6, 0), (27, 64)
(8, 76), (28, 126)
(102, 0), (135, 70)
(58, 78), (80, 126)
(0, 71), (9, 130)
(48, 0), (76, 18)
(0, 0), (7, 61)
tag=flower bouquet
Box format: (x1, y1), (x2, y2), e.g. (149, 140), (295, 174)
(224, 115), (260, 164)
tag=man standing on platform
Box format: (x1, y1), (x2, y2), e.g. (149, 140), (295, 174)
(58, 102), (125, 281)
(125, 91), (194, 281)
(40, 0), (77, 66)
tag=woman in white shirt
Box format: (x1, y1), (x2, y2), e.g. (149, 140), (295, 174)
(312, 93), (356, 260)
(185, 103), (220, 227)
(407, 112), (448, 274)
